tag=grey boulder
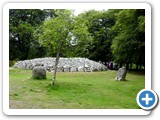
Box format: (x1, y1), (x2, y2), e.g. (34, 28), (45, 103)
(115, 67), (127, 81)
(32, 66), (46, 79)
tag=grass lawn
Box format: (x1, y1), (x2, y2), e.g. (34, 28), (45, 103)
(9, 68), (144, 109)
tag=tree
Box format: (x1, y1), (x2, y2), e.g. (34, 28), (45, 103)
(9, 9), (47, 61)
(71, 9), (121, 63)
(9, 22), (34, 60)
(38, 9), (92, 85)
(38, 10), (73, 86)
(86, 9), (121, 62)
(69, 11), (94, 58)
(111, 9), (145, 69)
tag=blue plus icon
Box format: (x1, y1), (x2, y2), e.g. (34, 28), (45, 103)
(137, 89), (158, 110)
(142, 93), (153, 105)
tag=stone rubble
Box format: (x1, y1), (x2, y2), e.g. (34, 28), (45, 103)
(13, 57), (107, 72)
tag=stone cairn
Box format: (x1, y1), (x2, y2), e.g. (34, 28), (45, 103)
(13, 57), (107, 72)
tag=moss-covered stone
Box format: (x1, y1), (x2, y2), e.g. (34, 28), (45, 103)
(32, 66), (46, 79)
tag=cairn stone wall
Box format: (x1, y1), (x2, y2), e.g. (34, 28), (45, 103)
(13, 57), (107, 72)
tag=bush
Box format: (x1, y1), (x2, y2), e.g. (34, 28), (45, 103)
(9, 60), (16, 67)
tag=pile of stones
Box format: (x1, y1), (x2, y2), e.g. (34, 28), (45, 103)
(13, 57), (107, 72)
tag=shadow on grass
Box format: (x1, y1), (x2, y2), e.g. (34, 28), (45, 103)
(115, 79), (129, 82)
(32, 77), (47, 80)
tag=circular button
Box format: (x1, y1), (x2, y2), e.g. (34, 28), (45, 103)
(136, 89), (158, 110)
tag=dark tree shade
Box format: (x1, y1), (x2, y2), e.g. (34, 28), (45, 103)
(9, 9), (47, 61)
(111, 9), (145, 69)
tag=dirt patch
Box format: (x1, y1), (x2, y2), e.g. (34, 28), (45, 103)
(9, 100), (27, 109)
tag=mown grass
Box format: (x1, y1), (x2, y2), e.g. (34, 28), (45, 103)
(9, 68), (144, 109)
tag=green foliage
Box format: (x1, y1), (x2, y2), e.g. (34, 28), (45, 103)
(37, 9), (93, 58)
(10, 9), (145, 69)
(10, 68), (144, 109)
(111, 9), (145, 67)
(72, 10), (121, 62)
(38, 10), (73, 55)
(69, 11), (94, 57)
(9, 60), (17, 67)
(10, 22), (34, 60)
(9, 9), (53, 60)
(138, 16), (145, 32)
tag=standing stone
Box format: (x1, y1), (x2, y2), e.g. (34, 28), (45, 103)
(115, 67), (127, 81)
(32, 66), (46, 79)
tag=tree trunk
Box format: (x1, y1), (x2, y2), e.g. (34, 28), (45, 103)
(129, 63), (133, 70)
(136, 64), (139, 70)
(140, 64), (142, 69)
(51, 41), (63, 86)
(126, 63), (129, 70)
(120, 62), (122, 68)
